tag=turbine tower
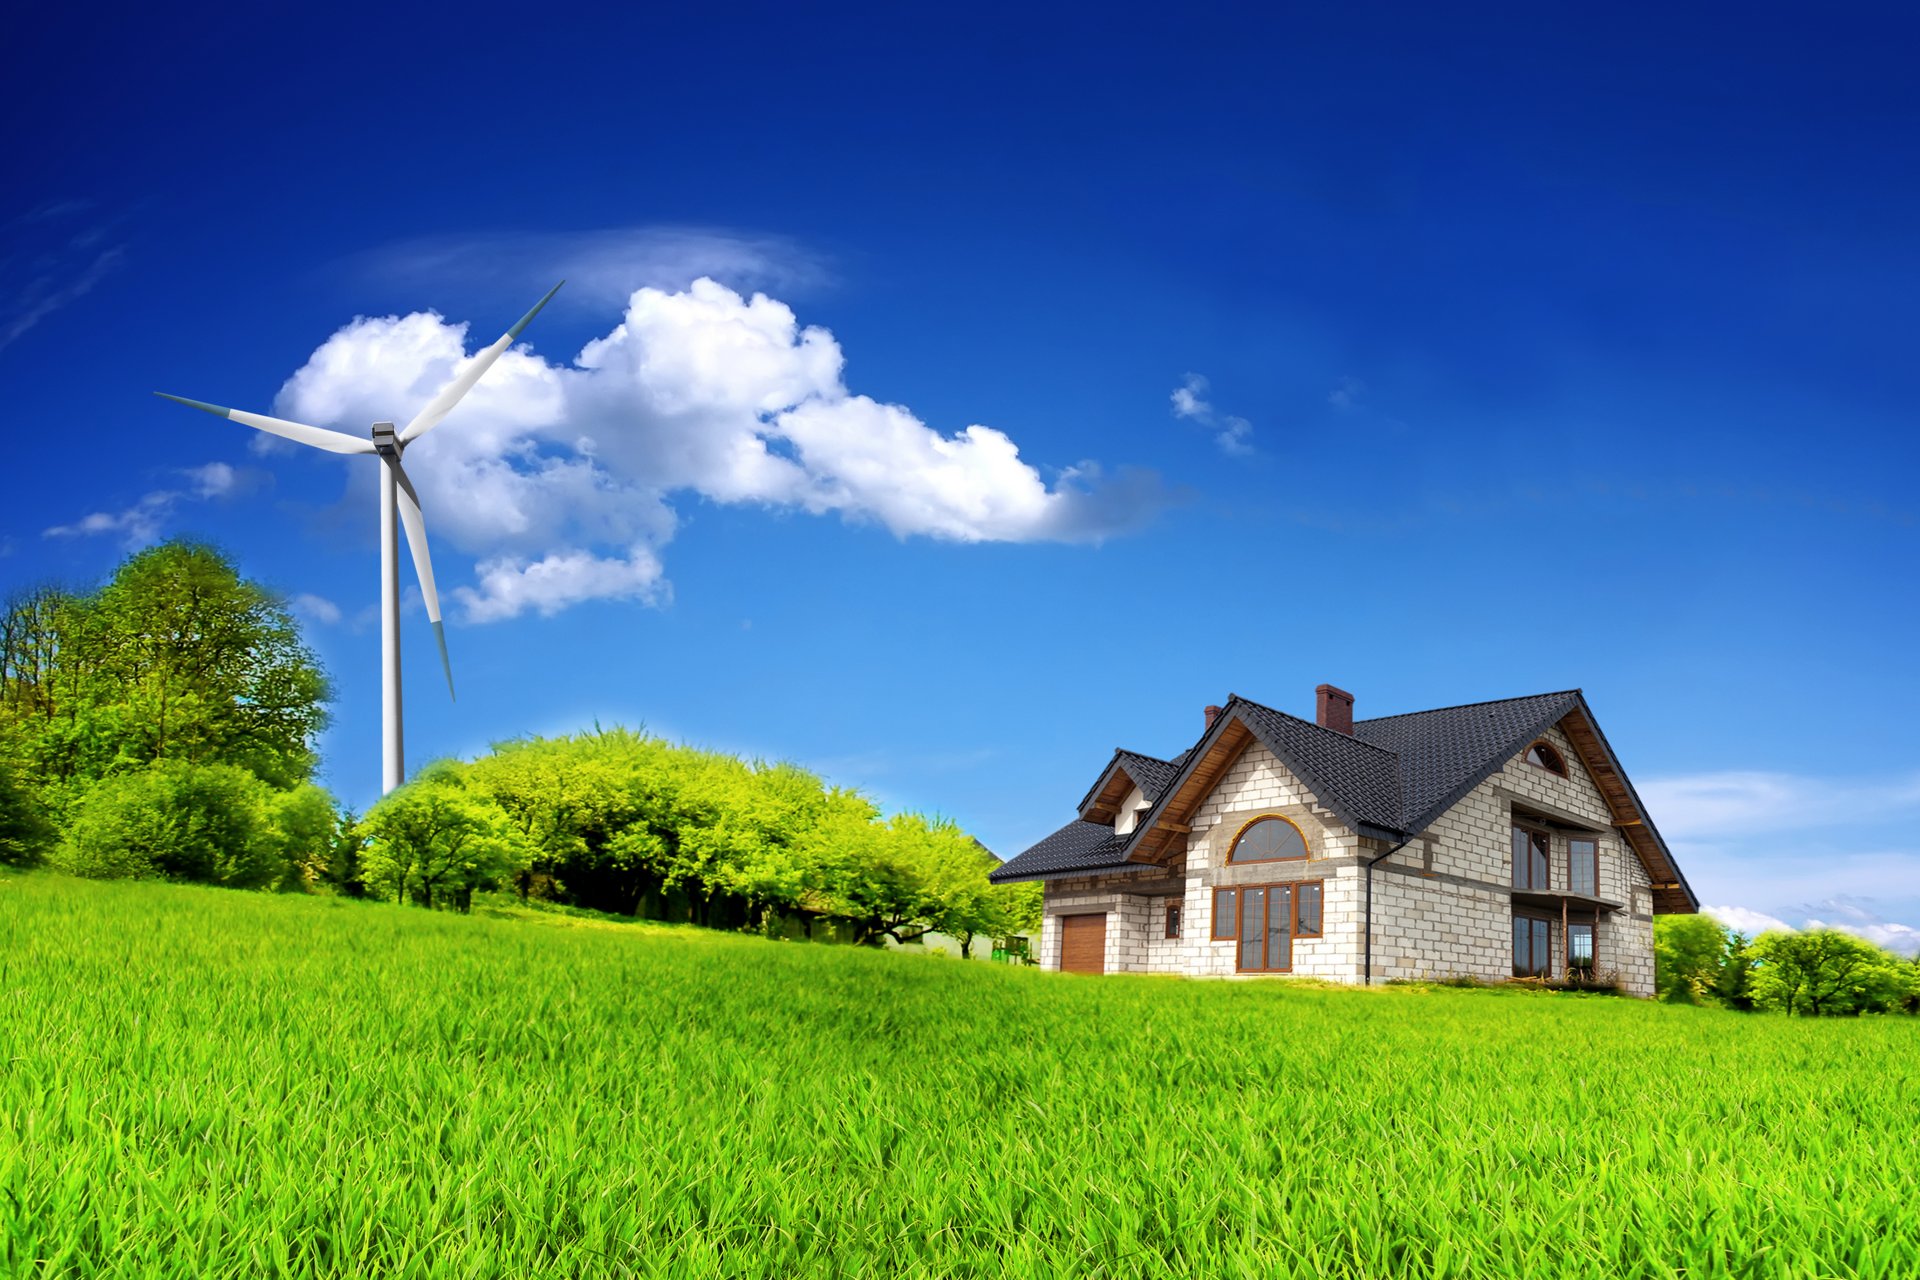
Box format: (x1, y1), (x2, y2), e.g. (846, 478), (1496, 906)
(157, 283), (563, 795)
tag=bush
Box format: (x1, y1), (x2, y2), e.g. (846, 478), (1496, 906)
(55, 760), (282, 888)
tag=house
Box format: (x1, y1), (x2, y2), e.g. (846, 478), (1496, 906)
(988, 686), (1694, 996)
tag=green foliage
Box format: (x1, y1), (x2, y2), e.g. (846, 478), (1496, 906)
(3, 544), (330, 801)
(5, 875), (1920, 1278)
(1653, 913), (1731, 1003)
(0, 760), (54, 867)
(53, 759), (282, 888)
(463, 728), (1017, 946)
(1749, 929), (1916, 1017)
(359, 761), (522, 912)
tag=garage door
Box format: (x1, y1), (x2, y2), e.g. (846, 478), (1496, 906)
(1059, 913), (1107, 974)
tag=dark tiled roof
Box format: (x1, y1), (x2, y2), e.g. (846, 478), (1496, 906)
(1114, 749), (1178, 800)
(1236, 700), (1403, 832)
(1353, 691), (1580, 835)
(998, 689), (1620, 883)
(987, 820), (1138, 882)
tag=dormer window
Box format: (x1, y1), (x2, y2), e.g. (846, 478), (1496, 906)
(1227, 815), (1308, 863)
(1525, 741), (1567, 777)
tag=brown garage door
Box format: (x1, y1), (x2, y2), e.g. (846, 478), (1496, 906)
(1059, 913), (1107, 974)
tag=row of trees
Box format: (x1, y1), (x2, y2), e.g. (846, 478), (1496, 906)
(1654, 914), (1919, 1017)
(1, 542), (1037, 951)
(353, 732), (1038, 951)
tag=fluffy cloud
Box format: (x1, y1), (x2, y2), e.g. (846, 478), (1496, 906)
(1700, 904), (1794, 937)
(275, 278), (1164, 621)
(45, 461), (245, 547)
(1640, 769), (1920, 837)
(289, 593), (343, 626)
(1170, 372), (1253, 456)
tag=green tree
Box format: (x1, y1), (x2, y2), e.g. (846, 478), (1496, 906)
(14, 543), (329, 800)
(54, 759), (282, 887)
(1654, 913), (1730, 1004)
(268, 783), (338, 891)
(1716, 931), (1756, 1011)
(1750, 930), (1915, 1016)
(0, 760), (53, 867)
(361, 762), (521, 911)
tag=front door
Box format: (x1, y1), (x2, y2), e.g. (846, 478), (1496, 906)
(1059, 913), (1107, 974)
(1237, 884), (1294, 973)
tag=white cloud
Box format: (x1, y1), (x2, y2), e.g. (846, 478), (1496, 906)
(1, 199), (127, 353)
(1328, 376), (1364, 411)
(347, 226), (828, 312)
(1701, 904), (1794, 937)
(1170, 372), (1255, 455)
(1649, 768), (1920, 954)
(44, 462), (249, 548)
(289, 593), (343, 626)
(1803, 898), (1920, 957)
(459, 548), (667, 622)
(275, 278), (1165, 621)
(1640, 769), (1920, 838)
(1171, 374), (1211, 421)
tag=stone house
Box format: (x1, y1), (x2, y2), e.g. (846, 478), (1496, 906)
(988, 686), (1695, 996)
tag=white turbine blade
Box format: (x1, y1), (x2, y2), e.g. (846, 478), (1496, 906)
(398, 281), (564, 444)
(154, 393), (376, 455)
(382, 456), (455, 701)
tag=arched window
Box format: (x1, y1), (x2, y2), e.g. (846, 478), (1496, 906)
(1227, 815), (1308, 864)
(1525, 741), (1567, 777)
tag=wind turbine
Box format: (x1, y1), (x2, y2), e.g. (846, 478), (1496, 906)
(156, 283), (564, 795)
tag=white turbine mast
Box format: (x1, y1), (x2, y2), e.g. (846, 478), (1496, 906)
(157, 282), (564, 795)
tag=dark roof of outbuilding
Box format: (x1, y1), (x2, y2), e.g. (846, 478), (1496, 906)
(993, 689), (1688, 906)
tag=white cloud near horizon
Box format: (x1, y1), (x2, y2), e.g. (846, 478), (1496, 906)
(274, 278), (1167, 621)
(1170, 373), (1253, 456)
(44, 461), (244, 548)
(1648, 767), (1920, 955)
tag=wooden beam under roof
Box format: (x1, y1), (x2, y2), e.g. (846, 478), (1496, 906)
(1558, 706), (1696, 914)
(1129, 719), (1254, 866)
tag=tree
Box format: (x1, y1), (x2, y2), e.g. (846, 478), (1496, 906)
(1653, 914), (1730, 1004)
(54, 759), (282, 887)
(1716, 931), (1756, 1011)
(1750, 930), (1915, 1016)
(0, 760), (53, 868)
(268, 783), (338, 891)
(360, 762), (521, 911)
(9, 543), (329, 802)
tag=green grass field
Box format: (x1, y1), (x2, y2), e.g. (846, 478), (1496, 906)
(2, 873), (1916, 1278)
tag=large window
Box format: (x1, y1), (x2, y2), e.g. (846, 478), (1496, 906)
(1213, 880), (1322, 972)
(1512, 913), (1553, 978)
(1227, 815), (1308, 864)
(1512, 825), (1551, 890)
(1568, 838), (1598, 896)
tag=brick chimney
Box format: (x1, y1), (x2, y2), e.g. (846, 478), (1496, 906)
(1204, 704), (1223, 732)
(1315, 684), (1354, 735)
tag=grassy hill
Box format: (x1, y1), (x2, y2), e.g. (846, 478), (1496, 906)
(2, 873), (1916, 1278)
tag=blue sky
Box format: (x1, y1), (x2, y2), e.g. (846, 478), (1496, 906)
(6, 1), (1918, 948)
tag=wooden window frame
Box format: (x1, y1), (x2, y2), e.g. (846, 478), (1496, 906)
(1211, 888), (1237, 940)
(1164, 901), (1182, 940)
(1511, 822), (1552, 891)
(1524, 740), (1568, 778)
(1567, 836), (1598, 897)
(1225, 813), (1310, 865)
(1512, 909), (1554, 978)
(1225, 878), (1324, 973)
